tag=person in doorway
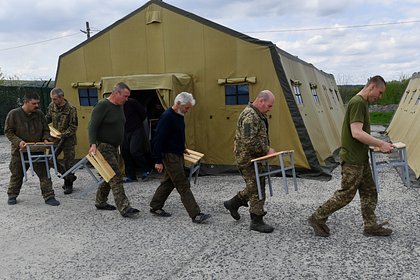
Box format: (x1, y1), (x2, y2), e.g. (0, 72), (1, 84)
(149, 92), (211, 223)
(223, 90), (276, 233)
(308, 75), (394, 237)
(88, 82), (140, 218)
(45, 88), (78, 194)
(4, 92), (60, 206)
(121, 98), (152, 183)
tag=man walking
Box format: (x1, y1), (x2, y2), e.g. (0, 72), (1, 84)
(224, 90), (276, 233)
(46, 88), (78, 194)
(88, 82), (139, 218)
(149, 92), (211, 223)
(308, 75), (394, 237)
(5, 92), (60, 206)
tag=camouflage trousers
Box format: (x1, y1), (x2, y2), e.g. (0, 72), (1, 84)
(313, 162), (378, 227)
(7, 156), (55, 201)
(56, 139), (77, 182)
(238, 164), (266, 216)
(150, 153), (200, 218)
(95, 143), (131, 215)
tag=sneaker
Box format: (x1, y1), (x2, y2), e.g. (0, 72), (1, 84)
(122, 207), (140, 218)
(150, 208), (171, 217)
(63, 186), (73, 195)
(141, 171), (151, 181)
(7, 197), (17, 205)
(45, 197), (60, 206)
(95, 203), (117, 211)
(308, 214), (329, 237)
(123, 177), (138, 183)
(192, 213), (211, 224)
(363, 222), (392, 236)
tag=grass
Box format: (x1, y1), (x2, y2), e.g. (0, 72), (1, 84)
(370, 112), (395, 125)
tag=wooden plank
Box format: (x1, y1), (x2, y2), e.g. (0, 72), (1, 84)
(48, 124), (62, 139)
(86, 150), (116, 182)
(251, 150), (294, 162)
(21, 142), (55, 151)
(184, 149), (204, 164)
(370, 142), (406, 152)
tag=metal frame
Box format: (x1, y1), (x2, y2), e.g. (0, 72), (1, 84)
(252, 150), (298, 200)
(19, 142), (58, 181)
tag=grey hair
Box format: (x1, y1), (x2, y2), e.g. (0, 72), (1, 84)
(50, 87), (65, 97)
(174, 92), (195, 106)
(112, 82), (130, 93)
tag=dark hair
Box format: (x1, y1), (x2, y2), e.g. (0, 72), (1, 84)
(23, 92), (40, 103)
(367, 75), (386, 87)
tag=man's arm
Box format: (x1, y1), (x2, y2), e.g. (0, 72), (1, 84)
(350, 122), (393, 153)
(61, 106), (78, 138)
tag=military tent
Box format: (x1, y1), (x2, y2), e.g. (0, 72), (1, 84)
(387, 72), (420, 178)
(54, 0), (345, 177)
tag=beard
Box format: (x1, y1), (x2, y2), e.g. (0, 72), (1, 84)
(177, 108), (184, 116)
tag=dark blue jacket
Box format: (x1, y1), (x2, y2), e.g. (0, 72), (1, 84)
(152, 107), (185, 164)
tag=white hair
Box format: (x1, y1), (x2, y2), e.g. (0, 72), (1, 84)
(174, 92), (195, 106)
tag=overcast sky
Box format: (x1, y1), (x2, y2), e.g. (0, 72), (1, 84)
(0, 0), (419, 84)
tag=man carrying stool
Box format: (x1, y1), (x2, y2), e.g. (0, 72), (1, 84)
(45, 88), (78, 194)
(224, 90), (276, 233)
(4, 92), (60, 206)
(308, 75), (394, 237)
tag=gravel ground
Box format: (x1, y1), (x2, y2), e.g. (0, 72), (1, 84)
(0, 126), (419, 280)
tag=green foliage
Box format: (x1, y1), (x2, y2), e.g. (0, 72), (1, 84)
(370, 112), (394, 125)
(338, 79), (409, 105)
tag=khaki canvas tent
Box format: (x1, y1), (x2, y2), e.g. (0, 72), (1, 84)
(387, 72), (420, 178)
(55, 0), (345, 177)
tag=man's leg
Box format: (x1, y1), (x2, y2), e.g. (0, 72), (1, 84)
(149, 170), (175, 211)
(7, 156), (24, 204)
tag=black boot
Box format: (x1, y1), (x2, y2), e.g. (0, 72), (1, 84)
(223, 194), (248, 220)
(63, 179), (73, 195)
(250, 213), (274, 233)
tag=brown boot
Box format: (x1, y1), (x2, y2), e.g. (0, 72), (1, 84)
(308, 214), (330, 237)
(223, 194), (248, 220)
(363, 222), (392, 236)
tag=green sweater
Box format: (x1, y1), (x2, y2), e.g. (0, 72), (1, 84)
(88, 99), (125, 146)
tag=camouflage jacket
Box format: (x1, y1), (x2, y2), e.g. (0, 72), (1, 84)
(45, 100), (78, 144)
(4, 107), (50, 156)
(234, 103), (270, 166)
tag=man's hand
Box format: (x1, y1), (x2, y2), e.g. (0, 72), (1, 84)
(379, 142), (394, 154)
(155, 163), (164, 173)
(89, 144), (97, 155)
(19, 141), (26, 149)
(267, 147), (276, 155)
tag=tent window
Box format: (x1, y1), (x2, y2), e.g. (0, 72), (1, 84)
(225, 84), (249, 105)
(78, 88), (98, 106)
(291, 80), (303, 105)
(310, 83), (319, 103)
(329, 89), (337, 104)
(416, 96), (420, 105)
(334, 90), (340, 104)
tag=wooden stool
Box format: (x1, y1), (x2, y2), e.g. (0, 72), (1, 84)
(61, 150), (115, 186)
(19, 142), (58, 181)
(184, 149), (204, 185)
(369, 142), (410, 192)
(251, 150), (297, 200)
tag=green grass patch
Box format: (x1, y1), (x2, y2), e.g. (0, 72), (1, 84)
(370, 112), (394, 125)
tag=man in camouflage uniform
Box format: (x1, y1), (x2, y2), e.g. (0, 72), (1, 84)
(224, 90), (276, 233)
(4, 92), (60, 206)
(88, 82), (139, 218)
(308, 75), (394, 237)
(45, 88), (78, 194)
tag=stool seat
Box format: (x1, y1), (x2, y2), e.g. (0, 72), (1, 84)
(60, 150), (115, 186)
(184, 149), (204, 185)
(369, 142), (410, 192)
(19, 142), (58, 181)
(251, 150), (298, 200)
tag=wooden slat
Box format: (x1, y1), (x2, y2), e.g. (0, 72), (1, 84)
(251, 150), (294, 162)
(21, 142), (55, 151)
(184, 149), (204, 164)
(370, 142), (406, 152)
(48, 124), (62, 139)
(86, 150), (116, 182)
